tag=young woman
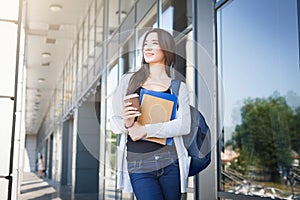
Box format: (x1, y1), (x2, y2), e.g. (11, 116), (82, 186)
(111, 28), (191, 200)
(38, 154), (44, 178)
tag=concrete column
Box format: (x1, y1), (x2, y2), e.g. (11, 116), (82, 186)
(74, 96), (100, 194)
(195, 0), (218, 199)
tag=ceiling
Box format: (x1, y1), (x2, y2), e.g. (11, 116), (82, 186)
(25, 0), (92, 134)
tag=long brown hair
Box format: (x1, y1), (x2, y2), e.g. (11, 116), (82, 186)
(126, 28), (176, 95)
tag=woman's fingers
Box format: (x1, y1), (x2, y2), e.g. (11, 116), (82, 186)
(122, 104), (141, 121)
(124, 106), (138, 112)
(123, 106), (140, 115)
(123, 112), (141, 120)
(123, 101), (141, 126)
(124, 101), (133, 107)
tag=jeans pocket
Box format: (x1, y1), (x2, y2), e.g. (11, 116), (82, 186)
(172, 159), (179, 167)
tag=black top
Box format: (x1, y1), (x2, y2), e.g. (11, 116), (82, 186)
(126, 86), (177, 161)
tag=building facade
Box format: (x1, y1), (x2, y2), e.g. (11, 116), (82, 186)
(30, 0), (217, 199)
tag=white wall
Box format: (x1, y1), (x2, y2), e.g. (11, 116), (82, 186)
(23, 135), (37, 172)
(0, 12), (19, 200)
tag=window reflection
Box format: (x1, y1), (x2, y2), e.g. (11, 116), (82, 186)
(218, 0), (300, 198)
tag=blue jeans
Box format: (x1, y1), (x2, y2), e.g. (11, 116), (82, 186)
(127, 152), (181, 200)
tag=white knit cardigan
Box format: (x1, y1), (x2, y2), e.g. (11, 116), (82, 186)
(110, 73), (191, 193)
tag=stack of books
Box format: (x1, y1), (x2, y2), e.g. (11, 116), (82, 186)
(137, 88), (178, 145)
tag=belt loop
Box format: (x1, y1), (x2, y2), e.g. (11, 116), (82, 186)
(138, 160), (142, 169)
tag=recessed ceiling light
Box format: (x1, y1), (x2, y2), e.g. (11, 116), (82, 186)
(38, 78), (45, 83)
(49, 4), (63, 12)
(42, 52), (51, 58)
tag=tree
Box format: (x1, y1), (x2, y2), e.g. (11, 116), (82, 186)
(289, 107), (300, 154)
(232, 96), (293, 182)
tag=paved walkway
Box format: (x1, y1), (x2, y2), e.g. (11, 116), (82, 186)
(18, 172), (117, 200)
(19, 172), (65, 200)
(18, 172), (189, 200)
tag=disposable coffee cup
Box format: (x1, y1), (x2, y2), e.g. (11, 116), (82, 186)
(124, 93), (140, 112)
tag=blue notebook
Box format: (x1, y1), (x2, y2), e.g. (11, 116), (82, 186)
(138, 88), (178, 145)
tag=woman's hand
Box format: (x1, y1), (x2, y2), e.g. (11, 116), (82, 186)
(123, 101), (141, 128)
(128, 122), (147, 141)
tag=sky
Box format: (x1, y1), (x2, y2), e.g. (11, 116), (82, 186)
(218, 0), (300, 139)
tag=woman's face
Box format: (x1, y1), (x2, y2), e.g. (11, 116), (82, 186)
(143, 32), (165, 65)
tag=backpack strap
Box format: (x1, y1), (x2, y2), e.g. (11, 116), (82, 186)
(171, 79), (181, 97)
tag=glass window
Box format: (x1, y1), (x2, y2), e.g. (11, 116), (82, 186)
(72, 44), (77, 103)
(77, 28), (84, 95)
(120, 34), (135, 73)
(105, 62), (119, 199)
(119, 0), (136, 24)
(136, 3), (158, 71)
(82, 18), (89, 88)
(218, 0), (300, 198)
(56, 79), (63, 121)
(95, 2), (104, 74)
(63, 60), (71, 111)
(88, 1), (96, 83)
(160, 0), (174, 30)
(108, 0), (119, 36)
(96, 0), (104, 45)
(136, 3), (157, 29)
(172, 0), (192, 33)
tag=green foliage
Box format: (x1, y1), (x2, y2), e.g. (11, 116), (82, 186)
(232, 96), (299, 182)
(290, 107), (300, 154)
